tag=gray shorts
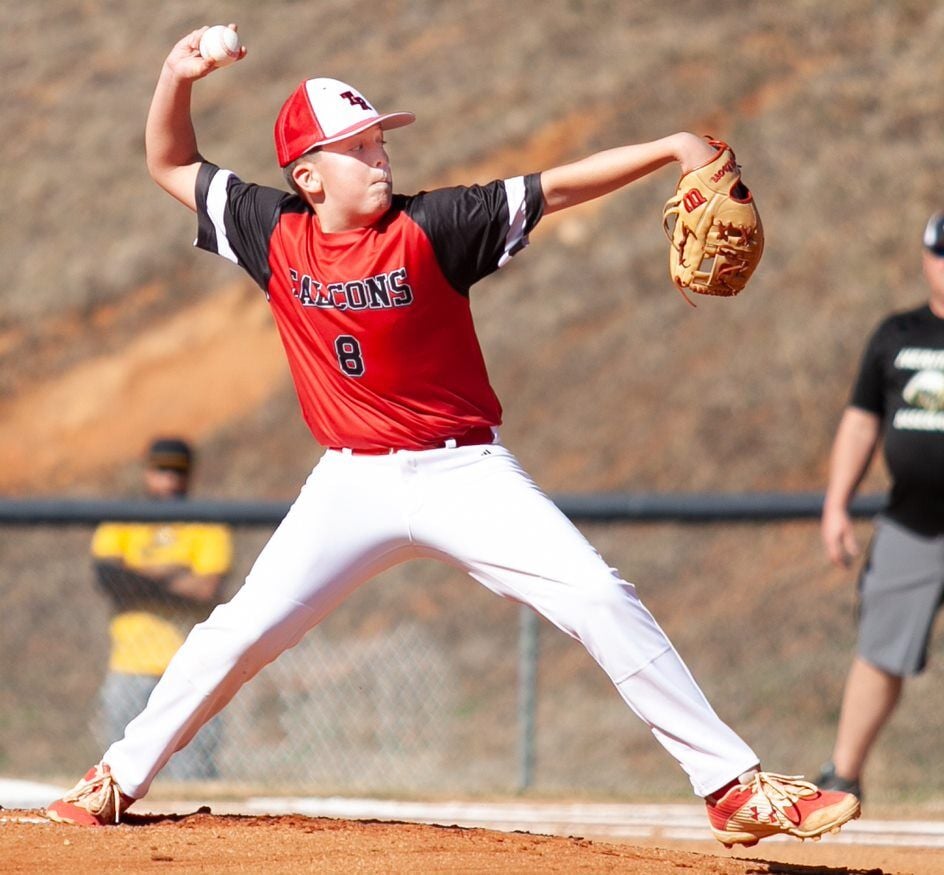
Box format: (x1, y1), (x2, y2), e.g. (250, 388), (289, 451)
(857, 515), (944, 676)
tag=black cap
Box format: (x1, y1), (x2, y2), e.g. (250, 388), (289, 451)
(923, 212), (944, 256)
(146, 437), (193, 473)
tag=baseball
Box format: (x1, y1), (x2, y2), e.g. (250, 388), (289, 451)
(199, 25), (240, 66)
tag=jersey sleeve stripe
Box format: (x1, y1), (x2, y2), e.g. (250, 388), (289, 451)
(497, 176), (528, 268)
(204, 170), (239, 264)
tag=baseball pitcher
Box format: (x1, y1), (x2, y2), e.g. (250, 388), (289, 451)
(47, 24), (856, 847)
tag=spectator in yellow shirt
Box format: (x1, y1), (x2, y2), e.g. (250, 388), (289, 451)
(92, 437), (233, 780)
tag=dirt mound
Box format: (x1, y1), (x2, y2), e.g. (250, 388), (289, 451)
(1, 808), (925, 874)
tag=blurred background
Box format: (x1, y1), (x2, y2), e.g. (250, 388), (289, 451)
(2, 0), (943, 804)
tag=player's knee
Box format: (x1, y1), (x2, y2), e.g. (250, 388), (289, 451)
(562, 576), (643, 623)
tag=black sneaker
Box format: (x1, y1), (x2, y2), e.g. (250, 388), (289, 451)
(816, 761), (862, 800)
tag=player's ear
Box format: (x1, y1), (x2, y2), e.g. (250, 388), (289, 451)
(293, 159), (324, 197)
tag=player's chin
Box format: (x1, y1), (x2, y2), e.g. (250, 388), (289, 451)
(367, 186), (393, 214)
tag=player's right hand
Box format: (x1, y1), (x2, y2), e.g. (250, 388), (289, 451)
(165, 26), (246, 82)
(821, 505), (859, 568)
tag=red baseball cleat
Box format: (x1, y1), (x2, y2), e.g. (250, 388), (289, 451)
(45, 762), (133, 826)
(706, 771), (860, 848)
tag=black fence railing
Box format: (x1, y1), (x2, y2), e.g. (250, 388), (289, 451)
(0, 493), (887, 526)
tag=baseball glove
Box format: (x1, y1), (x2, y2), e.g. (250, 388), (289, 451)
(662, 138), (764, 305)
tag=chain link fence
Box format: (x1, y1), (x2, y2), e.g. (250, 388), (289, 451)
(2, 521), (533, 799)
(3, 498), (944, 804)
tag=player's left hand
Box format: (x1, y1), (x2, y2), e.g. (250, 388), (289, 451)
(674, 133), (719, 175)
(662, 137), (764, 304)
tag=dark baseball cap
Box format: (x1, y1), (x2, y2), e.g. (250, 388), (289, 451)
(146, 438), (193, 472)
(274, 78), (414, 168)
(923, 212), (944, 256)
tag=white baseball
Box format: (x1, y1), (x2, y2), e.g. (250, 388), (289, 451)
(199, 25), (240, 66)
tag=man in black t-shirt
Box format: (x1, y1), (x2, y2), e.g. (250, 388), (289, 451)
(817, 212), (944, 800)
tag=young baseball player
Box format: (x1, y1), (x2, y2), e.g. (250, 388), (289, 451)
(47, 25), (859, 846)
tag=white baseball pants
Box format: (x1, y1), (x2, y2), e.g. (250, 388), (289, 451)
(105, 443), (758, 798)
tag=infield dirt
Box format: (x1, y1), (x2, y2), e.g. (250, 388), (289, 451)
(2, 808), (941, 875)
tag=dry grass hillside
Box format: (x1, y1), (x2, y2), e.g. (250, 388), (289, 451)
(4, 0), (944, 498)
(4, 1), (944, 802)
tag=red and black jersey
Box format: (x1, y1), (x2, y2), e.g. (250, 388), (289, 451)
(195, 164), (544, 450)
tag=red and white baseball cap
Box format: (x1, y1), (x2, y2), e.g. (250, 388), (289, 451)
(274, 78), (415, 167)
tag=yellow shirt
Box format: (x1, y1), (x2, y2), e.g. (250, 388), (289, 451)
(92, 521), (233, 675)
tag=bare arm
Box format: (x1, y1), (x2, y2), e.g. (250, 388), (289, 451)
(93, 561), (222, 605)
(166, 570), (225, 603)
(821, 406), (881, 567)
(145, 25), (246, 210)
(125, 563), (222, 602)
(540, 133), (716, 215)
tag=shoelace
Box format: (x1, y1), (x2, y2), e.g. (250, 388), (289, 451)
(747, 772), (819, 827)
(62, 766), (123, 824)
